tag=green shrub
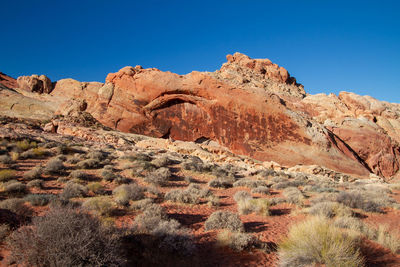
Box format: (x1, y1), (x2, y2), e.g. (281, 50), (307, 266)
(87, 182), (106, 195)
(6, 206), (125, 266)
(113, 184), (145, 206)
(82, 197), (115, 216)
(0, 169), (16, 182)
(278, 216), (364, 267)
(204, 211), (244, 232)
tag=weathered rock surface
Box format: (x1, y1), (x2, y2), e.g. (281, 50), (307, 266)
(2, 53), (400, 179)
(0, 72), (17, 89)
(17, 74), (54, 94)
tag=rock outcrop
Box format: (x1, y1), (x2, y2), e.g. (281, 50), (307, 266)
(3, 53), (399, 179)
(0, 72), (17, 89)
(17, 74), (54, 94)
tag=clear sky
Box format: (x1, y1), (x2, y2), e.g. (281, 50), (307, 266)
(2, 0), (400, 102)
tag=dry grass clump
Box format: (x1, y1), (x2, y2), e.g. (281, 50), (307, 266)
(6, 206), (125, 266)
(87, 182), (106, 195)
(23, 166), (42, 180)
(112, 184), (145, 206)
(165, 184), (210, 204)
(217, 230), (258, 251)
(233, 190), (252, 202)
(44, 158), (65, 174)
(278, 216), (364, 267)
(251, 186), (270, 195)
(237, 198), (271, 216)
(24, 194), (56, 206)
(333, 216), (400, 254)
(60, 182), (88, 200)
(132, 204), (196, 255)
(27, 179), (43, 189)
(0, 169), (16, 182)
(233, 179), (267, 188)
(282, 187), (304, 205)
(82, 197), (115, 216)
(308, 201), (353, 218)
(144, 167), (171, 186)
(204, 210), (244, 232)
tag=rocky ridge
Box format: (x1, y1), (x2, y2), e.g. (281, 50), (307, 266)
(1, 52), (400, 179)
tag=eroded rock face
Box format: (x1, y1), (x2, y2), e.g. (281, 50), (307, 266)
(44, 53), (400, 178)
(0, 72), (17, 89)
(17, 74), (54, 94)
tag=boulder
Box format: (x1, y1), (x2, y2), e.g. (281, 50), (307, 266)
(17, 74), (53, 94)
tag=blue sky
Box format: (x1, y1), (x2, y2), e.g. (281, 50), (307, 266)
(2, 0), (400, 102)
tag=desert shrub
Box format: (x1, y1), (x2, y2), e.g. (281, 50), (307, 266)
(113, 184), (145, 206)
(130, 160), (157, 176)
(181, 156), (206, 172)
(27, 179), (43, 188)
(208, 176), (234, 188)
(0, 224), (10, 242)
(23, 166), (42, 181)
(6, 206), (125, 266)
(256, 168), (277, 178)
(15, 139), (37, 152)
(0, 169), (16, 182)
(233, 190), (252, 202)
(4, 182), (28, 196)
(308, 201), (353, 218)
(0, 198), (32, 218)
(44, 158), (65, 174)
(204, 211), (244, 232)
(124, 152), (152, 162)
(251, 186), (270, 195)
(130, 198), (154, 210)
(333, 216), (364, 232)
(233, 179), (267, 188)
(0, 154), (13, 165)
(115, 176), (131, 184)
(278, 216), (364, 267)
(367, 225), (400, 254)
(271, 180), (305, 190)
(237, 198), (271, 216)
(217, 230), (258, 251)
(144, 167), (171, 186)
(309, 192), (339, 205)
(270, 197), (287, 205)
(76, 158), (101, 169)
(207, 195), (220, 208)
(151, 155), (175, 168)
(66, 154), (82, 164)
(86, 151), (107, 161)
(20, 147), (50, 159)
(165, 184), (209, 205)
(68, 170), (90, 180)
(101, 169), (116, 181)
(283, 187), (304, 205)
(24, 194), (56, 206)
(132, 204), (195, 255)
(336, 190), (383, 213)
(60, 182), (88, 200)
(56, 177), (70, 183)
(87, 182), (106, 195)
(82, 197), (115, 216)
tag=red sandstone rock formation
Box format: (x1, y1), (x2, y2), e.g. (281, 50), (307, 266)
(17, 74), (53, 94)
(0, 72), (17, 89)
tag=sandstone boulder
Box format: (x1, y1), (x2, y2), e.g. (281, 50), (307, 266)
(17, 74), (53, 94)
